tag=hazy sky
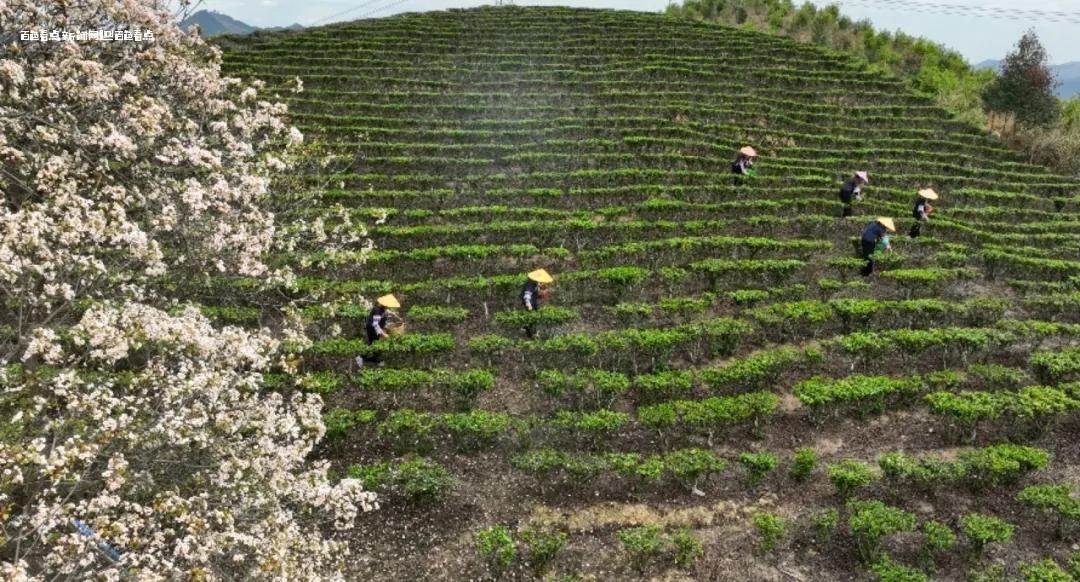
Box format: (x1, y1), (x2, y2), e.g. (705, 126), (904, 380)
(196, 0), (1080, 64)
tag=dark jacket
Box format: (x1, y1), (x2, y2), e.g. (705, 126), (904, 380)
(861, 221), (888, 244)
(365, 305), (388, 343)
(839, 178), (860, 204)
(913, 197), (929, 220)
(731, 154), (752, 175)
(521, 280), (541, 310)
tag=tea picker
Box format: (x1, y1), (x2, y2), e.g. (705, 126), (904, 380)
(838, 171), (869, 218)
(731, 145), (758, 182)
(860, 217), (895, 277)
(909, 188), (938, 238)
(355, 293), (403, 369)
(521, 268), (553, 339)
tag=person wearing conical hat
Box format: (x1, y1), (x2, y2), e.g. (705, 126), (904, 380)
(521, 269), (553, 339)
(355, 293), (401, 369)
(860, 217), (895, 277)
(909, 188), (938, 238)
(731, 146), (757, 178)
(838, 171), (869, 218)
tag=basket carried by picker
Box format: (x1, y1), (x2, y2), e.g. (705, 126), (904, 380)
(384, 318), (407, 336)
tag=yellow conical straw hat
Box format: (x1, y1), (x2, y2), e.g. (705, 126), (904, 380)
(739, 146), (757, 157)
(876, 217), (896, 232)
(918, 188), (939, 200)
(376, 294), (400, 308)
(527, 269), (554, 283)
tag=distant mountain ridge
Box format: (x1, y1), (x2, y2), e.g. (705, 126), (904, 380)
(974, 59), (1080, 99)
(179, 10), (303, 38)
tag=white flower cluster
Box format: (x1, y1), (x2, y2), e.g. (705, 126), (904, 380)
(0, 0), (376, 578)
(3, 303), (376, 579)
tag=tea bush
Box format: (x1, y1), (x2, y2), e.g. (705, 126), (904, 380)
(475, 525), (515, 572)
(740, 451), (780, 487)
(752, 511), (787, 553)
(790, 448), (818, 482)
(848, 500), (917, 561)
(961, 513), (1014, 552)
(828, 460), (880, 499)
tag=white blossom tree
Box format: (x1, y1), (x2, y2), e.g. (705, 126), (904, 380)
(0, 1), (375, 578)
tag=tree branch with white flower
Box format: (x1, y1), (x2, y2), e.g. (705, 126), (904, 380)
(0, 0), (376, 578)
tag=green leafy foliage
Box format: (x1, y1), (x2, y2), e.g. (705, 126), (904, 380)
(739, 451), (780, 486)
(443, 410), (512, 451)
(701, 346), (814, 392)
(551, 409), (630, 441)
(617, 524), (665, 573)
(323, 407), (363, 439)
(848, 500), (917, 561)
(921, 520), (956, 556)
(871, 556), (930, 582)
(467, 334), (514, 361)
(1020, 559), (1074, 582)
(1017, 483), (1080, 535)
(961, 513), (1015, 551)
(1030, 347), (1080, 384)
(633, 370), (694, 403)
(494, 306), (581, 329)
(519, 528), (568, 577)
(878, 444), (1048, 492)
(672, 528), (704, 569)
(538, 368), (630, 409)
(751, 511), (787, 553)
(407, 305), (469, 324)
(637, 391), (779, 436)
(790, 448), (817, 482)
(828, 460), (880, 499)
(345, 457), (455, 504)
(475, 525), (515, 571)
(811, 508), (840, 543)
(960, 443), (1050, 489)
(796, 375), (923, 417)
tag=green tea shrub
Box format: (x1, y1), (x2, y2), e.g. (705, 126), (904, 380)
(828, 460), (880, 499)
(1017, 484), (1080, 536)
(1030, 346), (1080, 384)
(519, 528), (568, 577)
(739, 451), (779, 486)
(1020, 559), (1073, 582)
(539, 368), (630, 409)
(961, 513), (1014, 553)
(475, 525), (515, 572)
(848, 500), (917, 561)
(443, 410), (512, 451)
(811, 508), (839, 543)
(790, 448), (817, 481)
(407, 305), (470, 325)
(617, 524), (665, 573)
(960, 443), (1049, 489)
(752, 511), (787, 553)
(672, 528), (704, 569)
(633, 370), (694, 403)
(377, 408), (436, 453)
(921, 520), (956, 560)
(871, 556), (930, 582)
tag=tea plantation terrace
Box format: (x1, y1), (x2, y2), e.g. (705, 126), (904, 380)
(211, 6), (1080, 580)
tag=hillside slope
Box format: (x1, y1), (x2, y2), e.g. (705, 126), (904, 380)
(218, 7), (1080, 580)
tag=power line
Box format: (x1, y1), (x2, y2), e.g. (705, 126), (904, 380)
(358, 0), (412, 19)
(829, 0), (1080, 25)
(309, 0), (389, 26)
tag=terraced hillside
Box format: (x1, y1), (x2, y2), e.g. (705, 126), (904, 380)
(217, 7), (1080, 581)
